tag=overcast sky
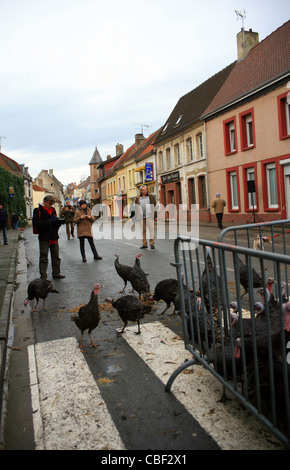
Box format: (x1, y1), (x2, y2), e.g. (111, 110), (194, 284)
(0, 0), (289, 186)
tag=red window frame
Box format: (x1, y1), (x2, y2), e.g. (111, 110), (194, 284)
(226, 166), (240, 212)
(277, 91), (290, 140)
(239, 108), (256, 151)
(223, 116), (238, 156)
(260, 157), (280, 212)
(242, 163), (259, 212)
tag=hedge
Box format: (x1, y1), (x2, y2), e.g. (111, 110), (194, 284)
(0, 166), (26, 226)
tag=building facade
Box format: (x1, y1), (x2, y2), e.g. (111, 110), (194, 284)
(202, 21), (290, 223)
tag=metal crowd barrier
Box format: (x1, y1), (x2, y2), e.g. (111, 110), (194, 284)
(218, 219), (290, 303)
(166, 234), (290, 449)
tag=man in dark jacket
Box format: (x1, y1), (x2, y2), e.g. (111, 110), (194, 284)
(33, 195), (65, 279)
(0, 203), (8, 245)
(60, 201), (75, 239)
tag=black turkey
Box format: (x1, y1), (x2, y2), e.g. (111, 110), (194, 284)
(24, 278), (59, 312)
(151, 278), (178, 315)
(284, 302), (290, 336)
(237, 256), (263, 297)
(71, 283), (102, 349)
(214, 337), (244, 401)
(106, 295), (154, 335)
(128, 252), (150, 299)
(114, 253), (133, 293)
(229, 301), (253, 338)
(200, 246), (223, 314)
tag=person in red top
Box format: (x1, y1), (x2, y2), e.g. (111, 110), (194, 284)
(32, 195), (65, 280)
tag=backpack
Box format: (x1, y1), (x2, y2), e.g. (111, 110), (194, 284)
(33, 208), (41, 234)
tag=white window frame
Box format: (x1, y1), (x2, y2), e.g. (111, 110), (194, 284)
(245, 114), (254, 147)
(229, 122), (236, 152)
(246, 167), (256, 209)
(266, 163), (278, 208)
(230, 171), (239, 209)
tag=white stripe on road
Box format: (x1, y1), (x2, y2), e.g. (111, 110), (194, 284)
(123, 321), (281, 450)
(28, 325), (281, 451)
(28, 337), (125, 450)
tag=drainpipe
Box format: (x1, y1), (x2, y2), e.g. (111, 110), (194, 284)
(204, 121), (211, 222)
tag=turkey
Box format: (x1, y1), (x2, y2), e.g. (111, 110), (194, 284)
(200, 246), (223, 315)
(114, 253), (133, 293)
(24, 278), (59, 312)
(106, 295), (154, 335)
(71, 283), (102, 349)
(237, 256), (263, 297)
(284, 302), (290, 335)
(128, 252), (150, 299)
(151, 278), (178, 315)
(214, 337), (244, 402)
(229, 301), (253, 338)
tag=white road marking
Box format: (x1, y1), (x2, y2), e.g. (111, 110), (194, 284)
(123, 321), (282, 450)
(27, 324), (282, 451)
(28, 337), (125, 450)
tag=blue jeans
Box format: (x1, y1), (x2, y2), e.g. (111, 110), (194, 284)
(0, 226), (8, 244)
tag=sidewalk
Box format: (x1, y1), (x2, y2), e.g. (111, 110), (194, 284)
(0, 229), (20, 448)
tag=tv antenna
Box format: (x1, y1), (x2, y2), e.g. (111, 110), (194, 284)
(235, 9), (246, 28)
(134, 123), (152, 135)
(235, 9), (246, 47)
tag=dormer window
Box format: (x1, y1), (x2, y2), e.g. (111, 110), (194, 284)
(174, 115), (183, 126)
(162, 123), (169, 133)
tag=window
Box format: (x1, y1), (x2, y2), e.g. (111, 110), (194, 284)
(188, 178), (196, 205)
(266, 163), (278, 208)
(240, 109), (255, 150)
(186, 137), (193, 161)
(277, 91), (290, 140)
(223, 117), (237, 155)
(196, 133), (204, 159)
(166, 148), (171, 169)
(162, 123), (169, 134)
(227, 169), (239, 210)
(246, 167), (257, 209)
(198, 175), (206, 208)
(174, 143), (181, 166)
(175, 115), (183, 126)
(158, 151), (163, 172)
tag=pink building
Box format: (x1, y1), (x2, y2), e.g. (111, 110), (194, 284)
(202, 21), (290, 223)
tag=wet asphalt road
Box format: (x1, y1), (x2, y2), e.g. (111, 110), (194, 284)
(5, 220), (286, 451)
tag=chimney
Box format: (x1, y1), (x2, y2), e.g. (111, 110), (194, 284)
(107, 155), (111, 160)
(237, 28), (259, 60)
(135, 133), (145, 148)
(115, 143), (124, 156)
(49, 169), (53, 176)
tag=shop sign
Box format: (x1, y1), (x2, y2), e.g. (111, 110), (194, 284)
(145, 162), (154, 182)
(161, 171), (180, 184)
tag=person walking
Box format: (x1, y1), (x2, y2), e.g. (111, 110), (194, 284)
(211, 193), (226, 229)
(32, 195), (66, 279)
(0, 203), (8, 245)
(73, 200), (102, 262)
(11, 212), (19, 230)
(131, 185), (157, 249)
(60, 201), (75, 239)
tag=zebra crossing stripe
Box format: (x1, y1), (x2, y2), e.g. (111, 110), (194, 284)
(28, 337), (125, 450)
(123, 321), (281, 450)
